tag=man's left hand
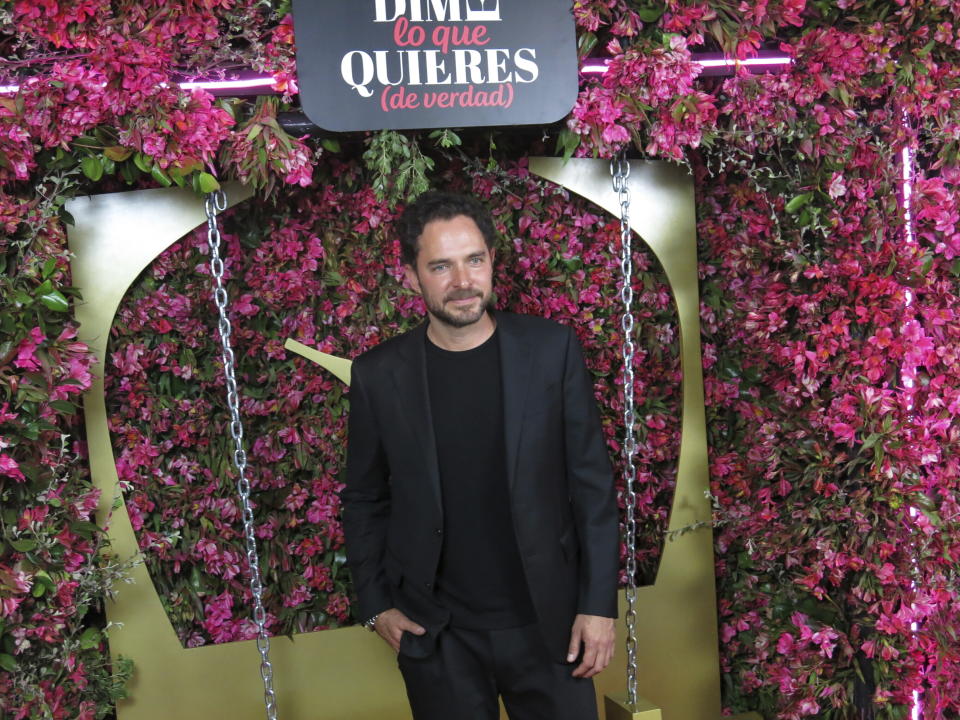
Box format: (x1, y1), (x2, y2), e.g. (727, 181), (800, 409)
(567, 613), (615, 678)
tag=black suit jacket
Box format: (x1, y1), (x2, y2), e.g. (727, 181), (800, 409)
(341, 311), (618, 661)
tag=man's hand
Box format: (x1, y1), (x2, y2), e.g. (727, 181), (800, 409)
(567, 613), (615, 678)
(373, 608), (426, 652)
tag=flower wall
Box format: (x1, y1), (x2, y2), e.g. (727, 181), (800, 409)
(1, 1), (959, 719)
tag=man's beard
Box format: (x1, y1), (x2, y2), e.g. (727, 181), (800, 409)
(424, 288), (495, 328)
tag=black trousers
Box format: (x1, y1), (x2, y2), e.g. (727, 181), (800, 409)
(397, 624), (599, 720)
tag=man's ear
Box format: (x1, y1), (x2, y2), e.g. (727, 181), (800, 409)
(403, 263), (421, 294)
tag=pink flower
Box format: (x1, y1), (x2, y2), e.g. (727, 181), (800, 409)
(876, 563), (896, 585)
(797, 697), (821, 716)
(0, 453), (26, 482)
(325, 592), (351, 621)
(829, 422), (857, 444)
(0, 402), (19, 424)
(282, 585), (312, 608)
(827, 172), (847, 199)
(13, 327), (45, 370)
(776, 632), (795, 654)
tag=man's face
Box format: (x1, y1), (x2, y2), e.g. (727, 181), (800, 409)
(404, 214), (495, 329)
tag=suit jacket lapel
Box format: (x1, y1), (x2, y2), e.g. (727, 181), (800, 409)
(391, 322), (443, 517)
(496, 313), (533, 493)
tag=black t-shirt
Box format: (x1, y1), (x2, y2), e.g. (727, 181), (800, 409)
(425, 329), (535, 629)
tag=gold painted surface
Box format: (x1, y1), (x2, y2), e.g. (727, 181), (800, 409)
(530, 158), (721, 720)
(67, 161), (716, 719)
(605, 694), (664, 720)
(67, 185), (410, 720)
(284, 338), (352, 385)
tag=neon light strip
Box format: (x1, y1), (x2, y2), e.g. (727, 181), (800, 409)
(580, 55), (792, 74)
(902, 144), (915, 246)
(178, 77), (277, 91)
(0, 52), (794, 95)
(698, 56), (792, 68)
(579, 63), (609, 74)
(0, 77), (277, 95)
(900, 120), (921, 720)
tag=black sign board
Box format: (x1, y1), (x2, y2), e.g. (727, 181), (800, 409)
(291, 1), (579, 131)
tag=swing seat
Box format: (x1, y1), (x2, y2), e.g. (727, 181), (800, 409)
(604, 693), (662, 719)
(604, 693), (764, 720)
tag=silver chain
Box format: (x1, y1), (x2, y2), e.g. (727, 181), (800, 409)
(204, 189), (278, 720)
(610, 154), (639, 706)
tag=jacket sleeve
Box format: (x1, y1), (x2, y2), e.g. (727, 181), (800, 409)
(341, 359), (393, 623)
(562, 326), (620, 618)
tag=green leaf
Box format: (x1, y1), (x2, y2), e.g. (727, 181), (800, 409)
(637, 5), (665, 23)
(9, 538), (37, 552)
(556, 128), (580, 162)
(41, 257), (58, 279)
(104, 145), (133, 162)
(0, 654), (15, 672)
(32, 581), (46, 597)
(198, 172), (220, 194)
(71, 521), (100, 539)
(577, 32), (598, 58)
(33, 572), (55, 593)
(39, 290), (69, 312)
(48, 400), (76, 414)
(151, 164), (172, 187)
(429, 129), (461, 148)
(133, 152), (152, 173)
(321, 138), (341, 153)
(786, 193), (813, 213)
(120, 161), (137, 184)
(79, 626), (101, 650)
(378, 294), (394, 318)
(916, 39), (936, 58)
(81, 155), (104, 182)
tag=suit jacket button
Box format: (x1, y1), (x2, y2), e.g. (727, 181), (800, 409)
(434, 528), (442, 536)
(424, 582), (432, 589)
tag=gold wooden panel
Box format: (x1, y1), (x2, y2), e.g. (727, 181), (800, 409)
(529, 158), (721, 720)
(284, 339), (352, 386)
(605, 694), (663, 720)
(68, 185), (411, 720)
(68, 158), (720, 719)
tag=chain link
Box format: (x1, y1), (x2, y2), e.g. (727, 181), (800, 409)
(610, 154), (639, 707)
(204, 190), (278, 720)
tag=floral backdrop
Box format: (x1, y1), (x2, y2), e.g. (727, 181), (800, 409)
(1, 1), (959, 719)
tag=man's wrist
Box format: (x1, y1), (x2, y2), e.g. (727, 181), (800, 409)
(363, 612), (381, 631)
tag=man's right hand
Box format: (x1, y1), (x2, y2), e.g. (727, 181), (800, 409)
(373, 608), (426, 652)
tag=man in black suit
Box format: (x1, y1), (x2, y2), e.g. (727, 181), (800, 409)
(342, 191), (618, 719)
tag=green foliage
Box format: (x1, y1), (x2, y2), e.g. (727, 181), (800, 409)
(362, 130), (435, 206)
(0, 196), (137, 717)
